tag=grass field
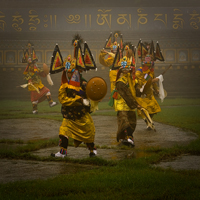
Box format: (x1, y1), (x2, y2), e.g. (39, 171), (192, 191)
(0, 98), (200, 200)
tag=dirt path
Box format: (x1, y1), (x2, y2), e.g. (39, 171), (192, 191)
(0, 116), (199, 183)
(0, 116), (197, 148)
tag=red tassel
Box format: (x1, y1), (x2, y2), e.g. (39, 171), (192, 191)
(112, 92), (118, 99)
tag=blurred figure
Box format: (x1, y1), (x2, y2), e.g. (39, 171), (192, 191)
(99, 31), (123, 93)
(135, 40), (165, 130)
(22, 42), (57, 114)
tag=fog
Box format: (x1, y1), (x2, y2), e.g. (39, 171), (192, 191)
(0, 0), (200, 100)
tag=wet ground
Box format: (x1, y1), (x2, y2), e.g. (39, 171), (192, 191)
(0, 116), (199, 184)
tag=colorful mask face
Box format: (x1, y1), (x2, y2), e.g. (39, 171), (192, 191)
(142, 55), (154, 72)
(73, 40), (78, 47)
(112, 45), (117, 51)
(125, 45), (129, 51)
(111, 41), (118, 52)
(118, 56), (132, 70)
(64, 55), (76, 73)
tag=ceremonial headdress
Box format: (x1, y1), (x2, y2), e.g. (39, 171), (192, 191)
(50, 34), (97, 89)
(22, 42), (38, 64)
(137, 39), (164, 72)
(118, 56), (132, 70)
(22, 42), (38, 75)
(123, 42), (136, 66)
(112, 44), (135, 69)
(112, 46), (136, 80)
(104, 31), (123, 53)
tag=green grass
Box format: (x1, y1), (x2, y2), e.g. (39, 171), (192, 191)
(0, 100), (62, 120)
(0, 158), (200, 200)
(0, 98), (200, 199)
(154, 106), (200, 134)
(156, 97), (200, 106)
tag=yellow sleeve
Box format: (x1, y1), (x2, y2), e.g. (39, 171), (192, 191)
(135, 70), (145, 88)
(58, 84), (82, 106)
(90, 100), (99, 113)
(99, 52), (114, 67)
(109, 70), (118, 82)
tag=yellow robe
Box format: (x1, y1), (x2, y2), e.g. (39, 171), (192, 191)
(114, 75), (136, 112)
(58, 83), (95, 144)
(24, 71), (45, 91)
(135, 68), (161, 116)
(99, 51), (118, 92)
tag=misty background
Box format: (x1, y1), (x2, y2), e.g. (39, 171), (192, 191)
(0, 0), (200, 101)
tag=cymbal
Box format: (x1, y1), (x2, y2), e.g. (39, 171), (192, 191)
(86, 77), (107, 101)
